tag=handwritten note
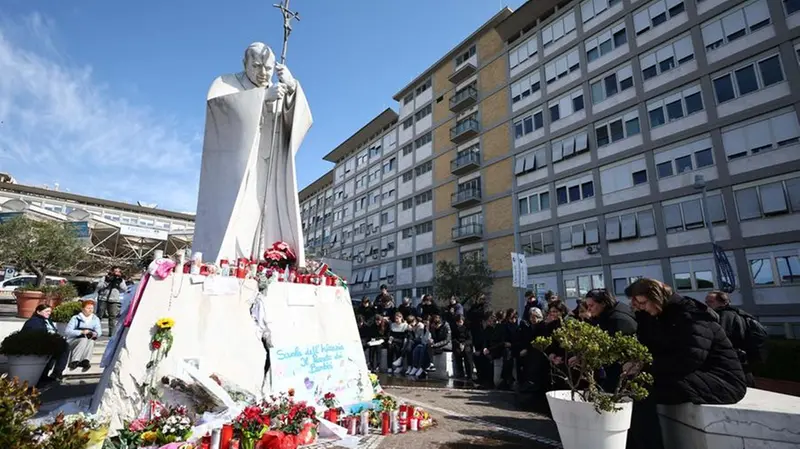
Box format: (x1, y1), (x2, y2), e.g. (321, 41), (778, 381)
(275, 343), (345, 375)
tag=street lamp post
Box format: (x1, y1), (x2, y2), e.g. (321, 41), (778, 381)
(694, 174), (720, 289)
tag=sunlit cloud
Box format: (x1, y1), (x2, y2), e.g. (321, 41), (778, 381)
(0, 12), (200, 213)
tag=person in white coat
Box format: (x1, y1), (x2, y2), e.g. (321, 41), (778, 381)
(65, 300), (102, 372)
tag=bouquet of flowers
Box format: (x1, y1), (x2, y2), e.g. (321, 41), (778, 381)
(264, 241), (297, 269)
(117, 403), (193, 448)
(321, 392), (339, 409)
(374, 393), (397, 411)
(33, 413), (90, 449)
(64, 413), (109, 449)
(258, 389), (319, 449)
(413, 408), (435, 429)
(233, 404), (271, 449)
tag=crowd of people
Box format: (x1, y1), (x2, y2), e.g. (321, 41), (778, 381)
(356, 279), (767, 449)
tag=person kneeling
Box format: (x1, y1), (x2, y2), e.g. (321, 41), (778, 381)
(65, 300), (102, 372)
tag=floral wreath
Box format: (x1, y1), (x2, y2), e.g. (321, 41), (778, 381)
(142, 317), (175, 399)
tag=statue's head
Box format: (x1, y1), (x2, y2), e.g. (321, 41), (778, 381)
(242, 42), (275, 88)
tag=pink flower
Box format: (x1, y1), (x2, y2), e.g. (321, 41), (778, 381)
(129, 418), (148, 432)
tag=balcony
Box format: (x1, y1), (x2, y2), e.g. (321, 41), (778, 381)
(449, 61), (477, 84)
(450, 151), (481, 175)
(451, 187), (482, 208)
(449, 86), (478, 113)
(452, 223), (483, 242)
(450, 118), (480, 144)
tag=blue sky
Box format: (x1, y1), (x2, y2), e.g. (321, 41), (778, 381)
(0, 0), (524, 213)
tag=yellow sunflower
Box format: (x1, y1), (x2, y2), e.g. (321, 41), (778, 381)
(156, 317), (175, 329)
(141, 431), (158, 443)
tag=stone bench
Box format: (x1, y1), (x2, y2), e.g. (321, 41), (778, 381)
(657, 388), (800, 449)
(429, 351), (454, 380)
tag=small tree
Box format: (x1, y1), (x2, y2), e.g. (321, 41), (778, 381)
(0, 216), (86, 289)
(433, 256), (493, 306)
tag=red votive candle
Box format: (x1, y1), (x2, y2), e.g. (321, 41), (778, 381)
(382, 412), (390, 435)
(220, 423), (233, 449)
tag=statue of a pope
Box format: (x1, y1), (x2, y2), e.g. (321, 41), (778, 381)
(192, 42), (312, 266)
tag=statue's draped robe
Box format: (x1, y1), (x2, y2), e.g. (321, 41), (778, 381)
(192, 73), (312, 266)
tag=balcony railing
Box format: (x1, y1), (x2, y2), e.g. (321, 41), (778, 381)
(450, 151), (481, 175)
(450, 118), (480, 143)
(449, 61), (477, 84)
(451, 187), (482, 207)
(449, 86), (478, 113)
(452, 223), (483, 242)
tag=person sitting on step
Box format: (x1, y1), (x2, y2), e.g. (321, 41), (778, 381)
(65, 299), (102, 372)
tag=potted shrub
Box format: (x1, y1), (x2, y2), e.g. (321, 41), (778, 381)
(533, 319), (653, 449)
(43, 283), (79, 309)
(52, 300), (83, 334)
(0, 330), (67, 386)
(0, 216), (86, 318)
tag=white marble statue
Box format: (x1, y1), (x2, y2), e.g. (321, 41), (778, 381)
(192, 42), (312, 266)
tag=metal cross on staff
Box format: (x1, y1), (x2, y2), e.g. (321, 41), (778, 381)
(274, 0), (300, 64)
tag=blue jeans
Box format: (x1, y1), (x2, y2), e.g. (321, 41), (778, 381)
(412, 343), (429, 368)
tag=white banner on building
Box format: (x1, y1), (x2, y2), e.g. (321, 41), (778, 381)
(518, 253), (528, 289)
(511, 253), (520, 288)
(119, 224), (168, 241)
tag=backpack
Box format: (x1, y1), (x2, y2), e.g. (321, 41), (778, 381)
(737, 309), (769, 365)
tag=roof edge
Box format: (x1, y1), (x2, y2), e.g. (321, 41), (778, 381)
(392, 7), (513, 101)
(299, 169), (335, 202)
(322, 108), (398, 163)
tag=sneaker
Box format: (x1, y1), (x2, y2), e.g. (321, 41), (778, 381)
(427, 365), (437, 372)
(68, 362), (79, 371)
(80, 359), (91, 372)
(392, 357), (403, 367)
(405, 367), (413, 375)
(414, 367), (424, 377)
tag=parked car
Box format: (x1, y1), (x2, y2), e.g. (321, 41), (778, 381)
(0, 275), (67, 293)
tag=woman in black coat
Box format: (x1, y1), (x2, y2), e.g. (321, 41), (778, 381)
(585, 289), (638, 393)
(22, 304), (68, 384)
(625, 278), (747, 449)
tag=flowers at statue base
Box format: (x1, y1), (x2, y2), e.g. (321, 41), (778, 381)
(374, 392), (397, 411)
(321, 392), (339, 409)
(233, 404), (271, 444)
(118, 403), (193, 447)
(264, 241), (297, 269)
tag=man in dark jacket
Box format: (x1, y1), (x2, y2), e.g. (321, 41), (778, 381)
(374, 285), (394, 311)
(451, 314), (474, 380)
(706, 291), (760, 387)
(356, 297), (375, 321)
(443, 296), (464, 328)
(427, 314), (452, 372)
(585, 289), (638, 393)
(397, 297), (414, 319)
(418, 295), (440, 320)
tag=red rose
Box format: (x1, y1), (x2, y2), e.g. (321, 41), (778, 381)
(151, 340), (162, 350)
(288, 388), (295, 397)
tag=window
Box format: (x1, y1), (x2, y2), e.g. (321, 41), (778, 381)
(382, 157), (396, 174)
(520, 229), (555, 255)
(559, 220), (600, 250)
(613, 276), (642, 295)
(414, 104), (432, 121)
(414, 160), (432, 176)
(713, 55), (785, 104)
(545, 48), (580, 84)
(634, 0), (686, 36)
(701, 0), (771, 52)
(542, 9), (577, 49)
(582, 0), (622, 23)
(401, 171), (413, 182)
(647, 85), (704, 129)
(722, 110), (800, 160)
(514, 147), (547, 175)
(735, 177), (800, 220)
(380, 211), (393, 225)
(509, 36), (538, 69)
(403, 93), (414, 105)
(662, 194), (726, 232)
(552, 131), (590, 162)
(549, 88), (584, 123)
(401, 199), (413, 210)
(585, 22), (627, 63)
(655, 137), (714, 178)
(632, 170), (648, 185)
(415, 79), (432, 95)
(414, 132), (432, 148)
(750, 258), (773, 285)
(777, 256), (800, 284)
(401, 257), (413, 269)
(563, 274), (604, 298)
(511, 70), (541, 104)
(787, 0), (800, 16)
(556, 179), (594, 205)
(456, 46), (476, 66)
(402, 118), (413, 130)
(591, 65), (634, 104)
(518, 190), (551, 215)
(640, 34), (695, 80)
(415, 253), (433, 265)
(673, 272), (692, 290)
(513, 109), (544, 140)
(414, 190), (433, 205)
(595, 110), (641, 147)
(369, 145), (381, 158)
(414, 221), (432, 234)
(606, 209), (656, 241)
(461, 249), (483, 262)
(601, 158), (648, 193)
(401, 227), (414, 239)
(401, 144), (413, 156)
(696, 271), (714, 289)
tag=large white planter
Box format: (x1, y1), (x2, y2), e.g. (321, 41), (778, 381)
(546, 390), (633, 449)
(7, 355), (50, 386)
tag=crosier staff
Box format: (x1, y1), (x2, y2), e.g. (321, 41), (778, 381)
(254, 0), (301, 261)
